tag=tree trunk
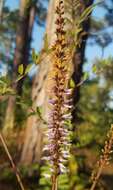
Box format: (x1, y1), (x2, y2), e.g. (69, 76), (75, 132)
(3, 0), (36, 134)
(0, 0), (4, 23)
(72, 0), (94, 123)
(20, 0), (58, 164)
(20, 0), (94, 164)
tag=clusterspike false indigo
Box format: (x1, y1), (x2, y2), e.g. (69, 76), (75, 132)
(43, 1), (73, 190)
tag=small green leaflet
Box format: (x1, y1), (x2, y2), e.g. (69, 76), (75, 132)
(36, 106), (43, 118)
(25, 64), (33, 75)
(32, 49), (40, 64)
(79, 3), (98, 24)
(83, 72), (89, 81)
(0, 84), (14, 95)
(92, 64), (97, 73)
(16, 64), (33, 82)
(18, 64), (24, 75)
(36, 106), (47, 124)
(70, 79), (75, 88)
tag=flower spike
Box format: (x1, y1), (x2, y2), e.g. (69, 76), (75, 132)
(43, 1), (73, 189)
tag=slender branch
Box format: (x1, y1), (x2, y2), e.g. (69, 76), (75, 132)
(90, 124), (113, 190)
(90, 163), (104, 190)
(0, 132), (25, 190)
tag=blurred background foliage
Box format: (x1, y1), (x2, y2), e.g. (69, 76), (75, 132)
(0, 0), (113, 190)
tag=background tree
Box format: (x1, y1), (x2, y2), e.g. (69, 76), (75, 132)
(3, 0), (36, 134)
(70, 58), (113, 190)
(0, 0), (4, 22)
(3, 0), (47, 134)
(20, 0), (58, 164)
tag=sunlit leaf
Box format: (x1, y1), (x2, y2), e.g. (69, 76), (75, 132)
(25, 64), (33, 74)
(80, 4), (97, 24)
(32, 49), (40, 64)
(70, 79), (75, 88)
(36, 106), (43, 117)
(83, 72), (89, 81)
(92, 64), (97, 73)
(18, 64), (24, 75)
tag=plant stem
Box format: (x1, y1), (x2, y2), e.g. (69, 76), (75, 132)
(52, 175), (58, 190)
(90, 125), (113, 190)
(0, 132), (25, 190)
(90, 163), (104, 190)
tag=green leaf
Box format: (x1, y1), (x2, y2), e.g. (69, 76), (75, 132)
(44, 34), (49, 52)
(83, 72), (89, 81)
(70, 79), (75, 88)
(25, 64), (33, 74)
(92, 64), (97, 73)
(36, 106), (43, 117)
(2, 84), (7, 94)
(18, 64), (24, 75)
(0, 79), (6, 85)
(80, 3), (97, 24)
(32, 49), (40, 64)
(6, 87), (14, 94)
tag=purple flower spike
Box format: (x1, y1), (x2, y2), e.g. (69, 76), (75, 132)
(42, 1), (73, 188)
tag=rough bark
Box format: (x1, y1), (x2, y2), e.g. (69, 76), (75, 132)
(20, 0), (59, 164)
(0, 0), (4, 23)
(3, 0), (36, 134)
(72, 0), (94, 123)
